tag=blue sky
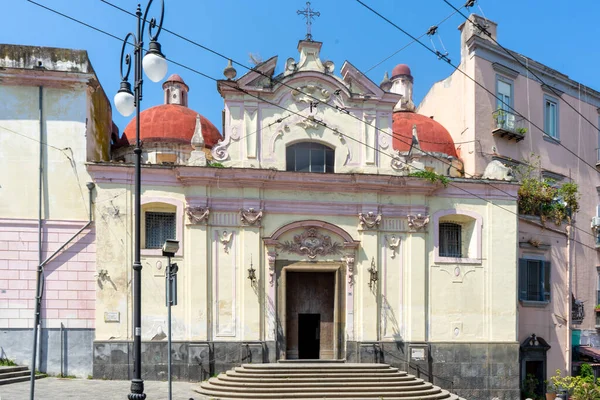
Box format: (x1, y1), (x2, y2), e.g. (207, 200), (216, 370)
(3, 0), (599, 135)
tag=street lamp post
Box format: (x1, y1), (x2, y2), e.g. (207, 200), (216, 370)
(162, 239), (179, 400)
(113, 2), (167, 399)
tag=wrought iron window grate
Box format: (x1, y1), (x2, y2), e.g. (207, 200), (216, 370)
(145, 212), (176, 249)
(439, 222), (462, 257)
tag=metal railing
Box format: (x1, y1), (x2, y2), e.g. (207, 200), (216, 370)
(492, 109), (527, 136)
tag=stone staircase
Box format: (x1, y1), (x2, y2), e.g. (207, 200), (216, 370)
(194, 362), (464, 400)
(0, 366), (47, 385)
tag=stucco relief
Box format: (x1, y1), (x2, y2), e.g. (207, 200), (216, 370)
(186, 206), (210, 224)
(435, 264), (477, 283)
(384, 234), (401, 258)
(358, 212), (382, 230)
(345, 254), (355, 286)
(219, 230), (233, 253)
(277, 227), (343, 259)
(267, 250), (277, 286)
(291, 84), (331, 104)
(240, 208), (263, 226)
(407, 214), (429, 231)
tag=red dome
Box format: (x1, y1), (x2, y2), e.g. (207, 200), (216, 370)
(392, 112), (457, 158)
(391, 64), (412, 78)
(122, 104), (221, 147)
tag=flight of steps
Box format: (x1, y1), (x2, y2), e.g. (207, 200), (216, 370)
(194, 362), (464, 400)
(0, 366), (47, 385)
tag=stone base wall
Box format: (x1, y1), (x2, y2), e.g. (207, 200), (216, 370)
(347, 341), (520, 400)
(93, 339), (520, 399)
(0, 328), (94, 377)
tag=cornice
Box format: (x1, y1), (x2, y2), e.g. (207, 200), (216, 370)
(87, 163), (519, 201)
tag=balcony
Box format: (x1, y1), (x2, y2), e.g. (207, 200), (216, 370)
(492, 110), (527, 142)
(596, 148), (600, 167)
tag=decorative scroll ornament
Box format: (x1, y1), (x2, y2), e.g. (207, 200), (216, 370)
(345, 254), (355, 286)
(267, 251), (277, 286)
(390, 150), (409, 172)
(296, 115), (321, 130)
(407, 214), (430, 231)
(278, 227), (343, 259)
(358, 212), (382, 230)
(385, 234), (401, 258)
(186, 206), (210, 224)
(220, 230), (233, 253)
(291, 84), (331, 104)
(240, 208), (263, 226)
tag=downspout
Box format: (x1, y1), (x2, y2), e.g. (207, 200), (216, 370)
(566, 223), (572, 374)
(30, 85), (44, 400)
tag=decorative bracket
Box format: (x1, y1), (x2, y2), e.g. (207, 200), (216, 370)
(186, 206), (210, 224)
(407, 214), (430, 231)
(344, 254), (355, 286)
(240, 208), (263, 226)
(358, 212), (382, 230)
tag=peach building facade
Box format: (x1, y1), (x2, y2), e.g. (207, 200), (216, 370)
(418, 13), (600, 386)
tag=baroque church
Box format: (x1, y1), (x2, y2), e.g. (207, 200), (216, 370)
(88, 34), (521, 398)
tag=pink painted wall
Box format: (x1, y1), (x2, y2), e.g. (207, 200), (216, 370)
(0, 218), (95, 329)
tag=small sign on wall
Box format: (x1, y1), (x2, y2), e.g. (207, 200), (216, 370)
(104, 311), (120, 323)
(410, 346), (427, 361)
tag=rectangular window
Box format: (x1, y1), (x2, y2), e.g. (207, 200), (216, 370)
(496, 76), (513, 111)
(439, 222), (462, 258)
(544, 95), (559, 139)
(597, 116), (600, 162)
(145, 212), (176, 249)
(519, 259), (551, 302)
(597, 268), (600, 305)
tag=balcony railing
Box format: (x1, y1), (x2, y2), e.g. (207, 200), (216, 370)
(596, 148), (600, 167)
(492, 110), (527, 142)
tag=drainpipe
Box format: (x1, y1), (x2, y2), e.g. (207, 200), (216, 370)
(566, 223), (572, 375)
(29, 85), (44, 400)
(29, 178), (95, 400)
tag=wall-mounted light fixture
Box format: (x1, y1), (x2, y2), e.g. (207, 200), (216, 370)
(368, 257), (378, 290)
(247, 254), (257, 284)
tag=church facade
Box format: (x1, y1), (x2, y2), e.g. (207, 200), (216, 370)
(89, 39), (520, 398)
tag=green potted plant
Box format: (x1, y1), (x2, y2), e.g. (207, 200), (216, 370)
(546, 381), (557, 400)
(517, 127), (528, 135)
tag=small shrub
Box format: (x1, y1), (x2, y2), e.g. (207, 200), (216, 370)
(0, 358), (17, 366)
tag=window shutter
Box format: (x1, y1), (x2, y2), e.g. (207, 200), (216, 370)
(518, 259), (527, 301)
(544, 261), (551, 302)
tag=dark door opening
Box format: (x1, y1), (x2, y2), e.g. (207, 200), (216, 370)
(298, 313), (320, 359)
(523, 361), (544, 399)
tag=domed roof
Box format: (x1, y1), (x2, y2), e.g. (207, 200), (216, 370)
(392, 111), (458, 157)
(122, 104), (221, 147)
(391, 64), (412, 78)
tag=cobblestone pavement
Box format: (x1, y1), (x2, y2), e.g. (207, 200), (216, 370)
(0, 378), (200, 400)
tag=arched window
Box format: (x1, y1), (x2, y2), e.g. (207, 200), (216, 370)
(286, 142), (334, 173)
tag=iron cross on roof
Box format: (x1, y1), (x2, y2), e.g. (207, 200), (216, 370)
(297, 2), (320, 41)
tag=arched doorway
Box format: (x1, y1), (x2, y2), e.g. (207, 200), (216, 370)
(264, 220), (359, 360)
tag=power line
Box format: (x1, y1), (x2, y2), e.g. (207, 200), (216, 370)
(444, 0), (600, 133)
(355, 0), (600, 177)
(364, 6), (463, 74)
(26, 0), (598, 249)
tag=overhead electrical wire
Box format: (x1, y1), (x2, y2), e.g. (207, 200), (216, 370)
(355, 0), (600, 177)
(25, 0), (598, 249)
(443, 0), (600, 133)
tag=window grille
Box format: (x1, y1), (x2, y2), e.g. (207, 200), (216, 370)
(145, 212), (176, 249)
(439, 222), (462, 257)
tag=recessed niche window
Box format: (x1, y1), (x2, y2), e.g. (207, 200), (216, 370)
(140, 199), (183, 255)
(433, 209), (482, 264)
(286, 142), (334, 173)
(519, 258), (550, 302)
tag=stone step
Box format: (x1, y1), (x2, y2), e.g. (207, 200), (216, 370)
(0, 370), (31, 380)
(243, 362), (393, 370)
(278, 358), (347, 364)
(217, 374), (423, 385)
(0, 366), (28, 374)
(207, 379), (432, 391)
(194, 362), (463, 400)
(197, 387), (456, 399)
(0, 373), (47, 386)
